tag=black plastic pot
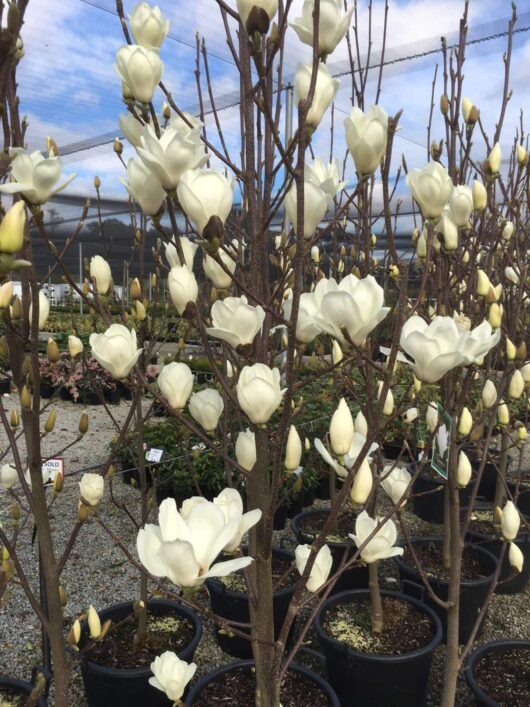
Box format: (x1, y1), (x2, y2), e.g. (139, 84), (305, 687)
(382, 441), (415, 463)
(411, 471), (472, 524)
(80, 599), (202, 707)
(291, 509), (368, 594)
(0, 377), (11, 395)
(507, 483), (530, 518)
(77, 390), (103, 406)
(205, 547), (295, 658)
(105, 388), (122, 405)
(273, 501), (289, 530)
(184, 659), (340, 706)
(395, 537), (498, 643)
(464, 639), (530, 707)
(314, 473), (336, 500)
(467, 451), (512, 502)
(0, 677), (47, 706)
(465, 528), (530, 595)
(314, 589), (443, 707)
(39, 382), (55, 399)
(59, 386), (72, 402)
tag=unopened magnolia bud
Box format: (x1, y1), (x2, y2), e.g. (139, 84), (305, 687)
(482, 380), (497, 409)
(44, 409), (57, 433)
(113, 138), (123, 155)
(458, 407), (473, 436)
(488, 142), (502, 174)
(497, 400), (509, 426)
(69, 620), (81, 646)
(516, 342), (527, 361)
(79, 412), (89, 434)
(151, 273), (157, 289)
(20, 385), (31, 410)
(516, 144), (528, 166)
(509, 370), (525, 399)
(440, 94), (449, 115)
(10, 409), (19, 428)
(506, 338), (516, 361)
(517, 425), (527, 442)
(78, 501), (90, 522)
(472, 180), (487, 211)
(430, 140), (443, 160)
(332, 340), (343, 366)
(488, 303), (503, 329)
(457, 451), (472, 488)
(59, 586), (67, 607)
(135, 301), (147, 321)
(94, 176), (101, 190)
(53, 471), (63, 494)
(130, 278), (141, 300)
(10, 295), (22, 320)
(47, 338), (59, 363)
(162, 102), (171, 120)
(11, 502), (20, 522)
(88, 605), (101, 639)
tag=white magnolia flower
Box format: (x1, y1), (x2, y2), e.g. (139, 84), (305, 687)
(472, 179), (487, 211)
(149, 652), (196, 703)
(188, 388), (224, 431)
(354, 410), (368, 437)
(158, 362), (194, 410)
(206, 295), (265, 348)
(488, 142), (502, 173)
(448, 185), (474, 226)
(461, 321), (501, 363)
(79, 473), (104, 507)
(457, 451), (472, 488)
(168, 265), (198, 315)
(294, 61), (340, 128)
(290, 0), (353, 55)
(504, 266), (520, 285)
(115, 45), (163, 103)
(399, 315), (470, 383)
(344, 105), (388, 176)
(89, 255), (112, 295)
(137, 498), (254, 586)
(498, 500), (520, 541)
(381, 465), (411, 507)
(0, 148), (76, 204)
(304, 158), (345, 203)
(314, 433), (377, 481)
(235, 429), (257, 471)
(90, 324), (143, 379)
(295, 544), (333, 592)
(0, 281), (13, 309)
(435, 211), (459, 252)
(177, 169), (233, 236)
(165, 237), (197, 270)
(237, 363), (285, 424)
(212, 488), (262, 552)
(129, 2), (170, 48)
(329, 398), (354, 456)
(283, 292), (322, 344)
(1, 463), (18, 489)
(406, 162), (453, 220)
(482, 380), (497, 409)
(68, 335), (84, 358)
(203, 246), (237, 289)
(29, 291), (50, 330)
(119, 113), (148, 148)
(137, 123), (208, 190)
(350, 458), (373, 505)
(349, 510), (404, 563)
(121, 157), (165, 216)
(284, 179), (328, 238)
(315, 274), (389, 345)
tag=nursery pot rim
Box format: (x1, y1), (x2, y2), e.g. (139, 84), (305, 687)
(81, 598), (202, 678)
(205, 546), (296, 601)
(394, 536), (499, 589)
(464, 638), (530, 707)
(184, 658), (340, 707)
(290, 508), (353, 550)
(0, 676), (47, 706)
(314, 588), (443, 663)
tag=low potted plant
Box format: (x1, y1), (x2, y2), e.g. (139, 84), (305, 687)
(184, 660), (340, 706)
(314, 513), (443, 707)
(464, 639), (529, 707)
(79, 598), (202, 707)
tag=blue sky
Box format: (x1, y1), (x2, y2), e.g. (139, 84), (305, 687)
(12, 0), (530, 219)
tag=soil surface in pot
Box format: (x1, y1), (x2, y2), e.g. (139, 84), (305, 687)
(0, 689), (27, 707)
(217, 555), (296, 593)
(192, 665), (333, 706)
(299, 510), (355, 543)
(465, 510), (499, 537)
(86, 610), (195, 669)
(474, 646), (530, 706)
(403, 543), (488, 582)
(322, 596), (435, 655)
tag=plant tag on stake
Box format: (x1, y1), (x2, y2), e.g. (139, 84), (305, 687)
(431, 404), (452, 480)
(42, 458), (64, 485)
(145, 448), (163, 463)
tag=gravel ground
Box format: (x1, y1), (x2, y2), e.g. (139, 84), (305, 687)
(0, 391), (528, 706)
